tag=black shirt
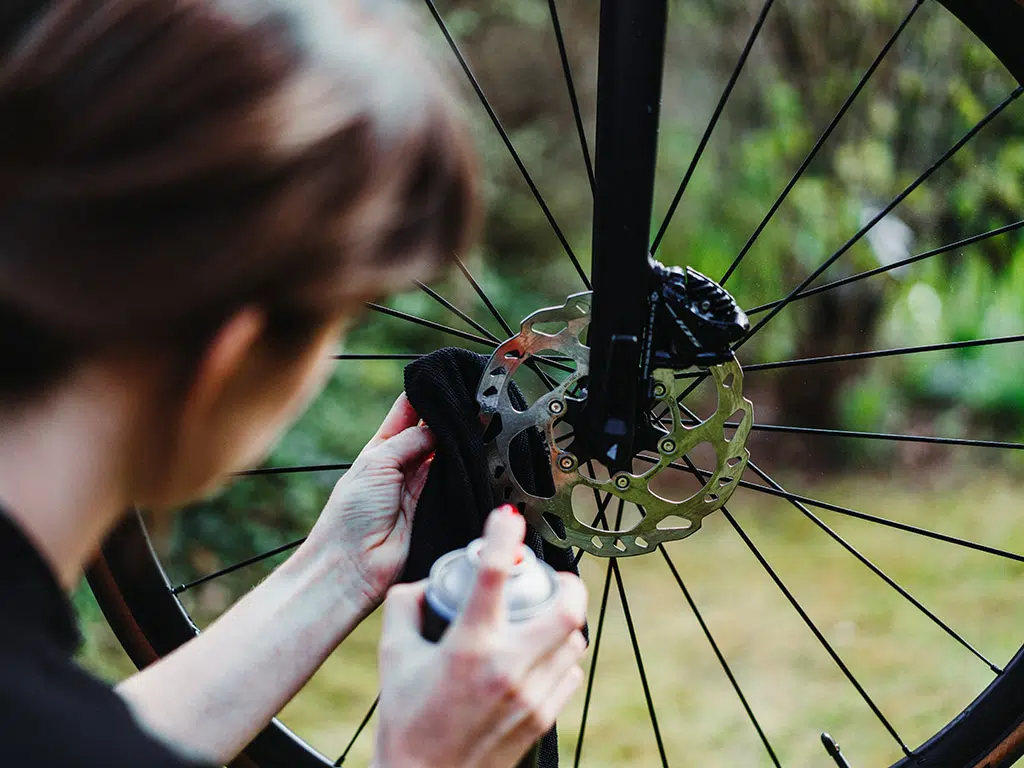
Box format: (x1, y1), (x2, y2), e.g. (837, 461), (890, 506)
(0, 512), (213, 767)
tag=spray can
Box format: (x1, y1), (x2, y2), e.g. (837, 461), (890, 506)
(422, 538), (561, 768)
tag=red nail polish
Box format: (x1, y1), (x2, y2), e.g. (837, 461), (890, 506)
(514, 545), (525, 565)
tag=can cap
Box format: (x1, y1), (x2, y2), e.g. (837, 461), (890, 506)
(425, 538), (560, 624)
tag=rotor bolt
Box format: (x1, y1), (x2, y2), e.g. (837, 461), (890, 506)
(557, 454), (577, 472)
(659, 438), (677, 455)
(653, 382), (668, 399)
(548, 400), (565, 415)
(614, 474), (631, 490)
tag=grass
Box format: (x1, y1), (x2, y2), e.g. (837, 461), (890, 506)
(78, 469), (1024, 766)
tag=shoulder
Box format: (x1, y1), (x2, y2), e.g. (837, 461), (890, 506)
(0, 633), (208, 768)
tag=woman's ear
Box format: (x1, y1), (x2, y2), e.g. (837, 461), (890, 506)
(134, 307), (270, 508)
(158, 307), (269, 496)
(142, 307), (344, 507)
(182, 307), (268, 428)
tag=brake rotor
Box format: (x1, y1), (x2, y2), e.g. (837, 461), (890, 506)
(476, 292), (754, 557)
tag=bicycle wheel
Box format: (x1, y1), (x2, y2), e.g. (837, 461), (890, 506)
(88, 0), (1024, 765)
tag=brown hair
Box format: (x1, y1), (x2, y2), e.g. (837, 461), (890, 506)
(0, 0), (478, 400)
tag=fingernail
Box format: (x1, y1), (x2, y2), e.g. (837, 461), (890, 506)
(501, 504), (519, 516)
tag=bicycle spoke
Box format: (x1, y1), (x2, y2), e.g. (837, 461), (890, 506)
(753, 487), (1024, 566)
(659, 545), (781, 767)
(171, 537), (306, 595)
(335, 351), (575, 370)
(370, 271), (576, 383)
(680, 399), (1022, 562)
(739, 85), (1024, 349)
(548, 0), (595, 193)
(234, 462), (353, 477)
(453, 255), (515, 337)
(746, 219), (1024, 315)
(593, 472), (620, 530)
(613, 495), (625, 529)
(179, 461), (351, 595)
(574, 491), (615, 567)
(660, 374), (707, 416)
(681, 334), (1024, 376)
(665, 405), (1024, 450)
(662, 443), (910, 751)
(415, 281), (501, 342)
(572, 473), (615, 568)
(335, 695), (380, 766)
(652, 0), (777, 253)
(612, 558), (669, 766)
(573, 560), (614, 767)
(718, 0), (924, 284)
(745, 459), (1001, 673)
(422, 0), (589, 287)
(746, 423), (1024, 450)
(434, 256), (575, 387)
(721, 503), (910, 754)
(365, 302), (497, 348)
(333, 354), (424, 361)
(642, 454), (1024, 565)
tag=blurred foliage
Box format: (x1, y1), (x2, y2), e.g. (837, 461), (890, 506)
(148, 0), (1024, 603)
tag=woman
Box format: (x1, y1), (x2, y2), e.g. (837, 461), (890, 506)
(0, 1), (588, 767)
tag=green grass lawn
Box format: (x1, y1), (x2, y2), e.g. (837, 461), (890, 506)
(78, 470), (1024, 766)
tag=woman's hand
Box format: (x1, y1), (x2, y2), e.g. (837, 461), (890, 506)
(118, 396), (435, 763)
(301, 393), (435, 609)
(373, 507), (588, 768)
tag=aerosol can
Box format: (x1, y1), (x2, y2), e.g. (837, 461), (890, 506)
(423, 538), (561, 768)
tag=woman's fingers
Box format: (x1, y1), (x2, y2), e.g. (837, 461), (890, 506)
(531, 631), (587, 687)
(533, 662), (585, 731)
(507, 628), (586, 720)
(381, 580), (430, 648)
(514, 571), (588, 661)
(489, 633), (587, 759)
(451, 507), (525, 636)
(368, 393), (421, 448)
(376, 424), (435, 469)
(402, 453), (434, 511)
(363, 392), (434, 469)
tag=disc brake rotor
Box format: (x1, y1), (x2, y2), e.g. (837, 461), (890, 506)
(476, 292), (754, 557)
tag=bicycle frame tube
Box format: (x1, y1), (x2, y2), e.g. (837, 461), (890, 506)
(581, 0), (668, 470)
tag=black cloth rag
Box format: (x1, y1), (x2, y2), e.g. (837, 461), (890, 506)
(400, 347), (583, 768)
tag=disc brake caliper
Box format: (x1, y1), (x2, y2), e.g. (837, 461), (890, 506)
(476, 271), (753, 558)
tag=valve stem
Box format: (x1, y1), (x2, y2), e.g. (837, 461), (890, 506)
(821, 733), (852, 767)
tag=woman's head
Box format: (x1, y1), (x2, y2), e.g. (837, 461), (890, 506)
(0, 0), (477, 503)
